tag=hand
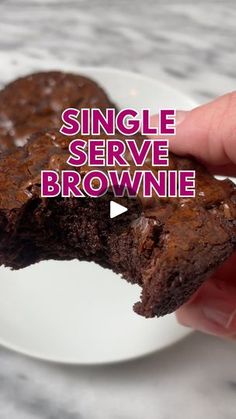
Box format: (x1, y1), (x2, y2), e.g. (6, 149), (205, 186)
(151, 92), (236, 337)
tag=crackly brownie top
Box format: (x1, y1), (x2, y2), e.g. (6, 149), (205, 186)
(1, 129), (236, 227)
(0, 71), (115, 152)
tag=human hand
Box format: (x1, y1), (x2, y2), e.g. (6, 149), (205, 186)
(151, 92), (236, 337)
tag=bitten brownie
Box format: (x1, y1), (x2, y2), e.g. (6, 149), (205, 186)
(0, 130), (235, 317)
(0, 71), (115, 152)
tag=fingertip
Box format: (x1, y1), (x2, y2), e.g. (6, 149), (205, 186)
(176, 302), (236, 338)
(176, 259), (236, 337)
(150, 93), (236, 167)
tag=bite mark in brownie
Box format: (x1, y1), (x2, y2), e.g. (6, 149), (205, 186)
(0, 130), (235, 317)
(0, 71), (115, 152)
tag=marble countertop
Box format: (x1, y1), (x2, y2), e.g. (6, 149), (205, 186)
(0, 333), (236, 419)
(0, 0), (236, 418)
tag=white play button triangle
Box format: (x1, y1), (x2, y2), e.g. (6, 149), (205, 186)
(110, 201), (128, 219)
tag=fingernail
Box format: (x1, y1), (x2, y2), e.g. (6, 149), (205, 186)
(176, 110), (188, 125)
(203, 306), (236, 331)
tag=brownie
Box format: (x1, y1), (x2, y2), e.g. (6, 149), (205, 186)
(0, 71), (115, 152)
(0, 130), (235, 317)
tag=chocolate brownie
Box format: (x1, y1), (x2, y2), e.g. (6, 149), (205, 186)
(0, 71), (115, 152)
(0, 130), (235, 317)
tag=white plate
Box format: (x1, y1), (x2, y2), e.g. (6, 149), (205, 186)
(0, 65), (198, 364)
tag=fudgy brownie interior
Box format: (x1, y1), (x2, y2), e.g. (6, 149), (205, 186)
(0, 130), (235, 317)
(0, 71), (115, 152)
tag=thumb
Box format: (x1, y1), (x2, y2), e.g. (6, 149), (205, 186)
(151, 92), (236, 170)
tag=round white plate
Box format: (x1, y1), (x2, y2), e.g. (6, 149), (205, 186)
(0, 64), (198, 364)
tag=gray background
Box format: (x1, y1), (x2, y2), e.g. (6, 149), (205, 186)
(0, 1), (236, 418)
